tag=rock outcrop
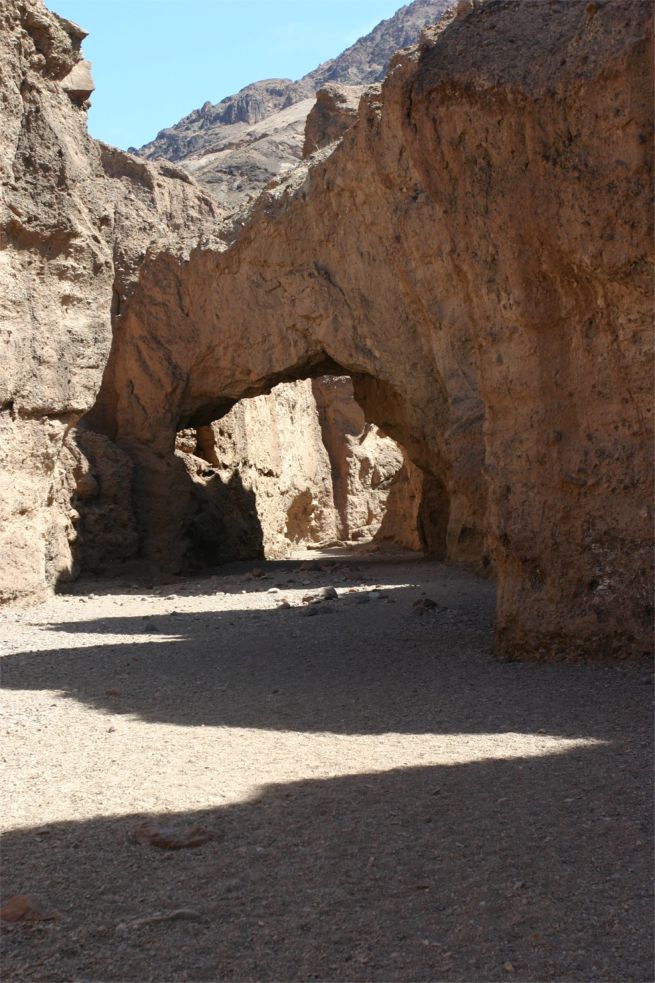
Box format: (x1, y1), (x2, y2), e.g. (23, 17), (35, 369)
(86, 0), (653, 660)
(136, 0), (451, 210)
(177, 380), (339, 563)
(171, 375), (414, 564)
(312, 376), (409, 542)
(303, 86), (364, 159)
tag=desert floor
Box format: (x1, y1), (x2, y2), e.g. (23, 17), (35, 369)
(1, 548), (652, 982)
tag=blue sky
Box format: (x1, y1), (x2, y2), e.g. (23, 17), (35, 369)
(51, 0), (405, 150)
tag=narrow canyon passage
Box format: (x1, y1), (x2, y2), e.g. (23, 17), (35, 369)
(1, 550), (652, 982)
(73, 371), (451, 578)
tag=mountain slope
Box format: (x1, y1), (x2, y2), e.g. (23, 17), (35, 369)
(136, 0), (451, 210)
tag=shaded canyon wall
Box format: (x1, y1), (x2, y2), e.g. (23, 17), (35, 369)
(0, 0), (224, 598)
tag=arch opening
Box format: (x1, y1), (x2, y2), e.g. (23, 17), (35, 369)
(170, 373), (446, 571)
(67, 367), (456, 580)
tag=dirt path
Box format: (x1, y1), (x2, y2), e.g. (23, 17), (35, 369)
(1, 549), (652, 982)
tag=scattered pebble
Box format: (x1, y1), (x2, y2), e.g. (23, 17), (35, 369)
(0, 895), (60, 923)
(130, 823), (219, 850)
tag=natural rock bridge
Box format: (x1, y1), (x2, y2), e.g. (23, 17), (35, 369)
(1, 0), (652, 662)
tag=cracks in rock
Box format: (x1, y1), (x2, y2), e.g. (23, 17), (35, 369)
(3, 405), (79, 424)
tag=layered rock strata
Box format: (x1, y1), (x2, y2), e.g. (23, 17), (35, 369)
(87, 0), (653, 660)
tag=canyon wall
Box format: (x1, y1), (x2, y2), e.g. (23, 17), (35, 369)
(87, 0), (653, 659)
(173, 376), (414, 566)
(177, 380), (338, 562)
(312, 376), (416, 545)
(0, 0), (224, 598)
(1, 0), (652, 663)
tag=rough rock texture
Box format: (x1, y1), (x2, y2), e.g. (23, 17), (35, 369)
(176, 380), (339, 562)
(0, 0), (224, 601)
(133, 1), (450, 558)
(87, 0), (654, 660)
(172, 375), (415, 563)
(303, 85), (364, 159)
(312, 376), (408, 542)
(374, 449), (425, 552)
(136, 0), (451, 211)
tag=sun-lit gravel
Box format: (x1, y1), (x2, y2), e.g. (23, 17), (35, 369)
(1, 549), (652, 982)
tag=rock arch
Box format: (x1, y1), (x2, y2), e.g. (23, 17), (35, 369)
(80, 0), (653, 662)
(2, 0), (651, 663)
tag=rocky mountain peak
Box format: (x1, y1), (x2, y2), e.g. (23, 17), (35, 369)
(136, 0), (452, 210)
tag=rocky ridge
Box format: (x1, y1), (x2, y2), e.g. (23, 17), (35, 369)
(136, 0), (451, 210)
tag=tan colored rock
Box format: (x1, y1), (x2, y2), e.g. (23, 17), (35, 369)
(89, 0), (653, 660)
(1, 0), (652, 665)
(374, 450), (425, 553)
(0, 0), (224, 602)
(172, 374), (421, 563)
(175, 380), (338, 563)
(61, 58), (94, 104)
(303, 85), (364, 158)
(312, 376), (408, 542)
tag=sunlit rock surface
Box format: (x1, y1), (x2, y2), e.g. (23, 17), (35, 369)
(90, 0), (653, 659)
(1, 0), (652, 664)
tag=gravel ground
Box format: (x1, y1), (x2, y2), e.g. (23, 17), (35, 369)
(1, 548), (653, 982)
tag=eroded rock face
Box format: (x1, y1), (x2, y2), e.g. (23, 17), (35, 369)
(303, 86), (364, 159)
(170, 376), (416, 565)
(312, 376), (409, 542)
(0, 0), (223, 600)
(2, 0), (652, 663)
(177, 380), (338, 562)
(90, 0), (653, 660)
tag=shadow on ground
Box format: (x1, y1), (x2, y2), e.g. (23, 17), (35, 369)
(2, 556), (653, 980)
(2, 745), (653, 982)
(1, 556), (650, 739)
